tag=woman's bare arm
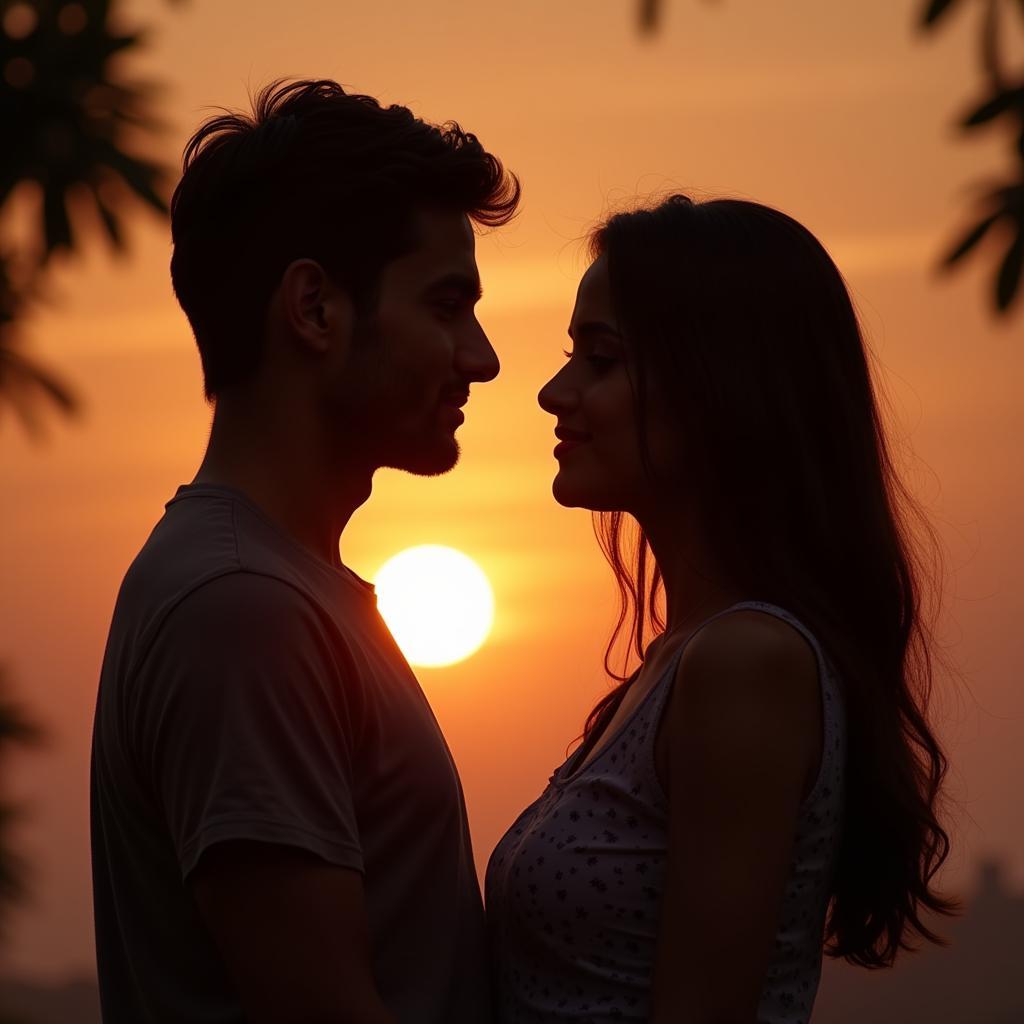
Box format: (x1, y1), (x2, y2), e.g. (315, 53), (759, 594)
(652, 611), (822, 1024)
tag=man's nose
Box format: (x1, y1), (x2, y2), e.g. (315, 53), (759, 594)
(457, 322), (500, 383)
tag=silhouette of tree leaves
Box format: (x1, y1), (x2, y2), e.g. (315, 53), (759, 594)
(0, 341), (79, 438)
(944, 210), (1002, 263)
(0, 666), (43, 929)
(963, 84), (1024, 127)
(0, 1), (169, 262)
(636, 0), (1023, 314)
(0, 0), (174, 439)
(924, 0), (1024, 312)
(944, 183), (1024, 310)
(639, 0), (660, 33)
(921, 0), (970, 29)
(0, 254), (78, 437)
(0, 0), (178, 961)
(997, 228), (1024, 306)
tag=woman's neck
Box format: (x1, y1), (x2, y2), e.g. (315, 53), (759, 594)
(639, 508), (742, 639)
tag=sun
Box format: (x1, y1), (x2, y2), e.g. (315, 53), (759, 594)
(373, 545), (495, 668)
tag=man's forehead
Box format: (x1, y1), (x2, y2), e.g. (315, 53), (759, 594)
(373, 214), (476, 303)
(391, 207), (478, 281)
(410, 207), (476, 253)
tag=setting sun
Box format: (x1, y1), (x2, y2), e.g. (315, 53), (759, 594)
(373, 545), (495, 668)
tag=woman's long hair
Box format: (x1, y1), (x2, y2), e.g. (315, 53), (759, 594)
(583, 195), (957, 968)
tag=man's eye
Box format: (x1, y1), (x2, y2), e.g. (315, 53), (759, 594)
(435, 299), (461, 316)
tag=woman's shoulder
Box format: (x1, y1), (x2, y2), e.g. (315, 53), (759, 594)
(672, 605), (821, 729)
(658, 605), (824, 808)
(686, 605), (818, 674)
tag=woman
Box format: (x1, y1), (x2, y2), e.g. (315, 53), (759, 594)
(485, 195), (956, 1023)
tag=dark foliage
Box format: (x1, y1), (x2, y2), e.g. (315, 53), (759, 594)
(0, 0), (171, 436)
(921, 0), (1024, 311)
(1, 0), (167, 258)
(636, 0), (1024, 314)
(0, 667), (43, 930)
(0, 253), (78, 437)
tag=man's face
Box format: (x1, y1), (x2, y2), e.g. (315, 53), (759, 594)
(328, 207), (499, 476)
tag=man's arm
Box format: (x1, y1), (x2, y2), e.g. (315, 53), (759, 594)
(136, 574), (390, 1022)
(191, 840), (397, 1024)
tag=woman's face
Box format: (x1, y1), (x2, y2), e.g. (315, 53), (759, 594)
(538, 255), (674, 513)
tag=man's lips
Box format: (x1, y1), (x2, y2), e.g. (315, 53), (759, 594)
(439, 392), (468, 427)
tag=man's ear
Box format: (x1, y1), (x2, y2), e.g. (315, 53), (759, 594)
(278, 259), (354, 356)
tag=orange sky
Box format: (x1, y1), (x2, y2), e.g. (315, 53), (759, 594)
(2, 0), (1022, 982)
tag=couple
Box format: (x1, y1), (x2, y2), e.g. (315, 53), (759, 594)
(90, 80), (954, 1024)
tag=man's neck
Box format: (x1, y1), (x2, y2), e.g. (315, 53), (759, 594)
(194, 405), (373, 569)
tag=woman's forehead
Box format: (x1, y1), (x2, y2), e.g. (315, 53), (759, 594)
(570, 255), (616, 331)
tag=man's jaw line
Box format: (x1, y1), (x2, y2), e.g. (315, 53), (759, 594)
(379, 441), (462, 478)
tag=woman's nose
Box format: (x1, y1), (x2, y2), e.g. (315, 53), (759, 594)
(537, 364), (577, 415)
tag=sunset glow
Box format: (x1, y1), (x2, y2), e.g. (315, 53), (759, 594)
(374, 545), (495, 667)
(1, 0), (1022, 997)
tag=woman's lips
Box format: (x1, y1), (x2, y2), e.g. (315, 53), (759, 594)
(554, 439), (585, 458)
(554, 426), (590, 458)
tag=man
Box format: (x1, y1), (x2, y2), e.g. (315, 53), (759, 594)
(91, 79), (519, 1023)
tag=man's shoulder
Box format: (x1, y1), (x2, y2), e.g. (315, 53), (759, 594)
(110, 489), (341, 680)
(120, 488), (242, 607)
(119, 487), (341, 622)
(163, 570), (322, 637)
(135, 485), (369, 614)
(126, 574), (346, 712)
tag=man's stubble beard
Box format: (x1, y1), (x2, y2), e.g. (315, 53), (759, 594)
(325, 313), (461, 478)
(321, 380), (462, 479)
(383, 430), (461, 477)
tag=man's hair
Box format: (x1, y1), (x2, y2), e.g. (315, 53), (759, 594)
(169, 79), (520, 398)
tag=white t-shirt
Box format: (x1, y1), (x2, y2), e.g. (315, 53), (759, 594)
(91, 484), (488, 1023)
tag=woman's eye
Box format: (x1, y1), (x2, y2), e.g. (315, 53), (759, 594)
(562, 350), (616, 372)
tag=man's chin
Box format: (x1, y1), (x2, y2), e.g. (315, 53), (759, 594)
(385, 437), (461, 478)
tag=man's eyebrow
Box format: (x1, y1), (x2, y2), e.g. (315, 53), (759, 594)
(424, 272), (483, 300)
(567, 320), (623, 342)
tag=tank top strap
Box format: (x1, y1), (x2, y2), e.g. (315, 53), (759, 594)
(727, 600), (831, 670)
(644, 599), (834, 726)
(642, 599), (842, 811)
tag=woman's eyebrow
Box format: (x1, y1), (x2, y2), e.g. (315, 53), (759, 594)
(568, 321), (623, 342)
